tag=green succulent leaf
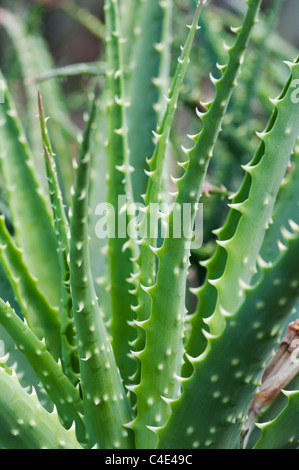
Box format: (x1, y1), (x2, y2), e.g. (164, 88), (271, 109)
(0, 298), (85, 442)
(0, 215), (61, 359)
(157, 214), (299, 449)
(0, 0), (298, 451)
(104, 0), (139, 386)
(127, 0), (172, 202)
(0, 357), (82, 449)
(185, 55), (299, 366)
(131, 0), (262, 449)
(254, 390), (299, 449)
(69, 83), (134, 449)
(0, 71), (62, 310)
(38, 88), (79, 386)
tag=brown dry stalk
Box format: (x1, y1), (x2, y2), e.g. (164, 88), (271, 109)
(243, 319), (299, 446)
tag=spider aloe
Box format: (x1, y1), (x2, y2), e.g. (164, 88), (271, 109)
(0, 0), (298, 449)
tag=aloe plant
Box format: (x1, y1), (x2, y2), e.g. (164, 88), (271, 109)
(0, 0), (298, 449)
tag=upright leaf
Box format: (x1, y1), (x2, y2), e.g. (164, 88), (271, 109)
(0, 71), (61, 310)
(69, 85), (134, 449)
